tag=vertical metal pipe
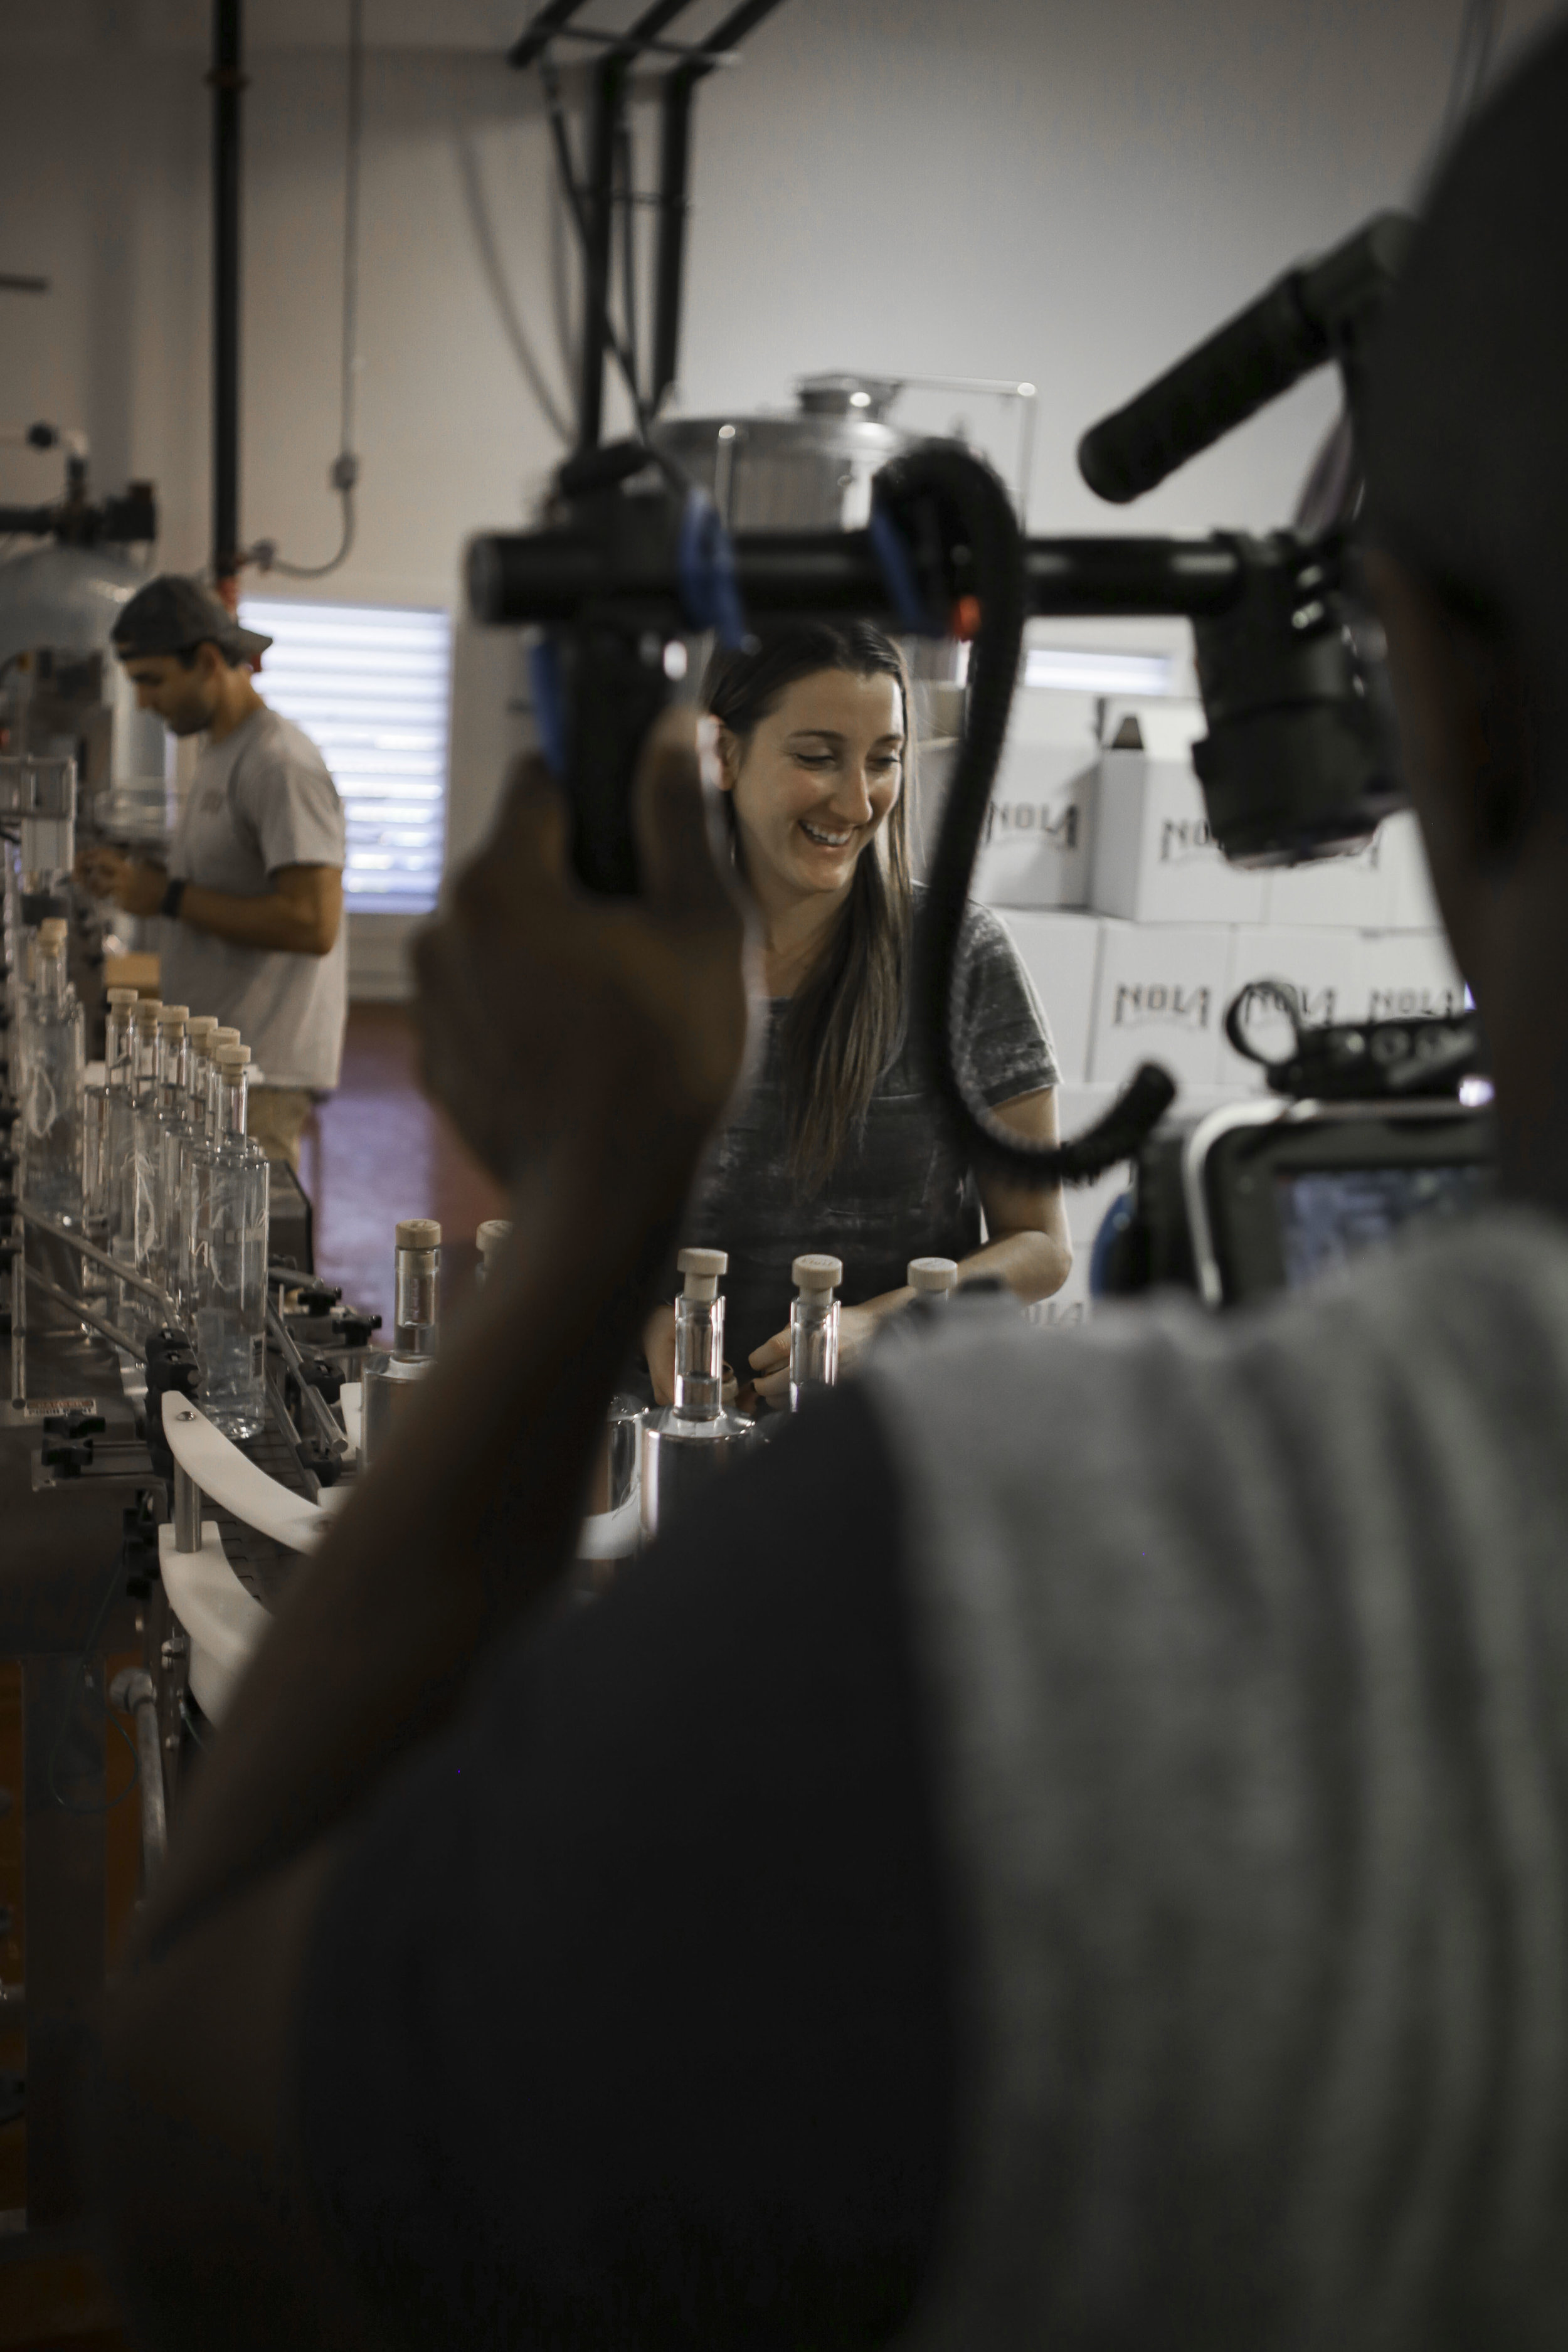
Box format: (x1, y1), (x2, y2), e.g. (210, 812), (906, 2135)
(576, 56), (625, 452)
(211, 0), (245, 584)
(10, 1219), (26, 1406)
(110, 1671), (169, 1880)
(650, 1), (788, 415)
(174, 1459), (202, 1553)
(652, 69), (696, 413)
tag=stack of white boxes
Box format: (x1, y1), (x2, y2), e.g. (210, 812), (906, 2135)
(972, 680), (1464, 1324)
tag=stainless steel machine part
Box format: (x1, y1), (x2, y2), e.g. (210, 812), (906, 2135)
(267, 1296), (349, 1459)
(654, 375), (906, 532)
(23, 1260), (147, 1363)
(108, 1666), (167, 1879)
(0, 1269), (152, 2236)
(0, 755), (77, 888)
(173, 1458), (202, 1553)
(21, 1200), (182, 1325)
(638, 1246), (755, 1540)
(0, 542), (170, 848)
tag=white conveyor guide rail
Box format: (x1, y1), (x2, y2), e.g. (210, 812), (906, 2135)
(159, 1398), (334, 1724)
(162, 1398), (333, 1554)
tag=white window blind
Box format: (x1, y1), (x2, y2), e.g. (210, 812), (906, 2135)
(239, 597), (451, 913)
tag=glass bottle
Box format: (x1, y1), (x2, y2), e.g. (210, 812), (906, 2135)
(132, 1005), (188, 1301)
(204, 1027), (241, 1137)
(188, 1044), (269, 1440)
(82, 985), (138, 1295)
(638, 1247), (755, 1541)
(788, 1253), (842, 1410)
(18, 918), (84, 1224)
(164, 1014), (218, 1315)
(109, 996), (161, 1329)
(361, 1219), (442, 1467)
(908, 1256), (958, 1301)
(475, 1218), (512, 1283)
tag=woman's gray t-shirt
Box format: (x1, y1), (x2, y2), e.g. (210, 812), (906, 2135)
(681, 895), (1059, 1372)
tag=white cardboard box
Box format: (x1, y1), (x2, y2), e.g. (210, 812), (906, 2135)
(913, 685), (1099, 908)
(1359, 930), (1468, 1023)
(970, 738), (1098, 908)
(1217, 926), (1370, 1092)
(1086, 919), (1231, 1090)
(1263, 831), (1395, 929)
(997, 908), (1101, 1086)
(1379, 809), (1444, 931)
(1090, 747), (1270, 925)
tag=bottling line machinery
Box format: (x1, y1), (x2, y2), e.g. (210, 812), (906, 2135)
(0, 759), (380, 2250)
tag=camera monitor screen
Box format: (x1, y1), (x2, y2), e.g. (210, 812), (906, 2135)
(1274, 1162), (1490, 1291)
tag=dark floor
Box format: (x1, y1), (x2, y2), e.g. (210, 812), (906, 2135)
(302, 1000), (509, 1333)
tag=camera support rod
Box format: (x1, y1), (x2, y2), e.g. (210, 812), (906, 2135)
(467, 525), (1247, 627)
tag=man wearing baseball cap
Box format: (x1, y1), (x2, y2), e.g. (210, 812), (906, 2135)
(78, 573), (347, 1168)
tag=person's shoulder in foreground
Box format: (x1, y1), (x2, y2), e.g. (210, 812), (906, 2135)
(298, 1205), (1568, 2348)
(865, 1206), (1568, 2346)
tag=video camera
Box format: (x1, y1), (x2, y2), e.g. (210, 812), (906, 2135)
(467, 208), (1493, 1290)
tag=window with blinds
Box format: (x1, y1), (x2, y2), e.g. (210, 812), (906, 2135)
(238, 597), (452, 913)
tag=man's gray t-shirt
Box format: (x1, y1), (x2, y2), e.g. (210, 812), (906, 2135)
(682, 893), (1060, 1370)
(161, 706), (347, 1091)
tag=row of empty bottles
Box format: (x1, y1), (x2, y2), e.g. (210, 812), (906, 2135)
(640, 1246), (958, 1539)
(14, 940), (269, 1444)
(353, 1221), (959, 1547)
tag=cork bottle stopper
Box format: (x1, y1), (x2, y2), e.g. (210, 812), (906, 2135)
(908, 1256), (958, 1295)
(793, 1253), (843, 1298)
(158, 1004), (189, 1027)
(476, 1218), (512, 1263)
(38, 917), (67, 943)
(677, 1246), (728, 1301)
(216, 1044), (251, 1069)
(188, 1014), (218, 1036)
(106, 987), (139, 1007)
(134, 998), (163, 1026)
(396, 1218), (441, 1251)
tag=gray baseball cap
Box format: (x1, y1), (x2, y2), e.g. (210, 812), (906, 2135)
(111, 574), (272, 666)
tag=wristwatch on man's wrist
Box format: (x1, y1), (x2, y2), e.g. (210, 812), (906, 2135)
(160, 876), (186, 921)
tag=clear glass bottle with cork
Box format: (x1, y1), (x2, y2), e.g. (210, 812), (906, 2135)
(162, 1014), (218, 1314)
(18, 916), (84, 1224)
(788, 1254), (842, 1410)
(135, 1005), (188, 1295)
(109, 995), (161, 1327)
(202, 1027), (241, 1136)
(188, 1042), (269, 1439)
(82, 983), (138, 1288)
(639, 1247), (756, 1540)
(361, 1219), (442, 1468)
(475, 1218), (512, 1284)
(908, 1256), (958, 1303)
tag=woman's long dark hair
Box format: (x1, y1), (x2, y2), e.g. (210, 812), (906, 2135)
(704, 620), (914, 1193)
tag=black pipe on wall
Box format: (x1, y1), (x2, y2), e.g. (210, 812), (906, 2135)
(651, 0), (788, 415)
(210, 0), (244, 584)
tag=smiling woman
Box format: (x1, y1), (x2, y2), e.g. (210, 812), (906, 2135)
(642, 622), (1074, 1409)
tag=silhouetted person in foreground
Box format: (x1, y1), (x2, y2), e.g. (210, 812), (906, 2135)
(102, 28), (1568, 2350)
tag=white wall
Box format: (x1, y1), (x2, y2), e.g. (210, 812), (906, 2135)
(1, 0), (1560, 985)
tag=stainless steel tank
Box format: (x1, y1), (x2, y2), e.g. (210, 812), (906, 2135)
(0, 543), (170, 848)
(654, 373), (909, 531)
